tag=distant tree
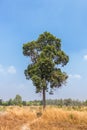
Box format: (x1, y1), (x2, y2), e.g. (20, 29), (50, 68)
(23, 32), (69, 109)
(2, 101), (8, 106)
(63, 99), (73, 106)
(8, 98), (14, 106)
(22, 101), (27, 106)
(83, 100), (87, 106)
(0, 99), (2, 105)
(13, 94), (22, 106)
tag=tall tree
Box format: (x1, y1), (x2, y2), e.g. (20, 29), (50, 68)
(23, 32), (69, 109)
(13, 94), (22, 106)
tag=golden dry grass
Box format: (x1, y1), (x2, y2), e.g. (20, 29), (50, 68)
(0, 106), (87, 130)
(0, 106), (37, 130)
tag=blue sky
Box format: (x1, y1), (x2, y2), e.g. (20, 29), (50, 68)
(0, 0), (87, 101)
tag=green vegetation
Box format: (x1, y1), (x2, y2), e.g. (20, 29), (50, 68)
(1, 94), (87, 108)
(23, 32), (69, 109)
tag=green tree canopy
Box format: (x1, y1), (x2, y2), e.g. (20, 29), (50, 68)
(13, 94), (22, 106)
(23, 32), (69, 108)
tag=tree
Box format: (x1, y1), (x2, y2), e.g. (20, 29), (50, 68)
(0, 99), (2, 105)
(22, 101), (27, 106)
(13, 94), (22, 106)
(8, 98), (14, 106)
(23, 32), (69, 109)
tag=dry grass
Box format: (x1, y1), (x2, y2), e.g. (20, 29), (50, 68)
(0, 106), (37, 130)
(30, 106), (87, 130)
(0, 106), (87, 130)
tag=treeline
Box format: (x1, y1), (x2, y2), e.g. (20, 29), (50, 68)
(0, 95), (41, 106)
(0, 95), (87, 107)
(46, 99), (87, 106)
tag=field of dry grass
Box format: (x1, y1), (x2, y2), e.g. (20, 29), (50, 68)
(0, 106), (87, 130)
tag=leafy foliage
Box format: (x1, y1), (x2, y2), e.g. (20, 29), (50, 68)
(1, 96), (87, 107)
(23, 32), (69, 93)
(13, 94), (22, 106)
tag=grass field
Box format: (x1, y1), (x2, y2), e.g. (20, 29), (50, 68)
(0, 106), (87, 130)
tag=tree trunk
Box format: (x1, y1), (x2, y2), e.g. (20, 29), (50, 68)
(43, 87), (46, 109)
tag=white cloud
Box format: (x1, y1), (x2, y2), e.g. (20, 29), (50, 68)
(83, 54), (87, 60)
(69, 74), (72, 78)
(69, 74), (81, 79)
(0, 64), (4, 73)
(0, 64), (16, 75)
(7, 66), (16, 74)
(74, 74), (81, 79)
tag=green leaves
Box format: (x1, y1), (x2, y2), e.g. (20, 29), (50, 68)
(37, 57), (54, 80)
(23, 32), (69, 93)
(32, 75), (41, 92)
(54, 50), (69, 66)
(50, 69), (68, 88)
(23, 41), (39, 63)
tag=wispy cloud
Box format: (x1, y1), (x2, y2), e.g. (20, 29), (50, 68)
(7, 66), (16, 74)
(0, 64), (16, 75)
(0, 64), (4, 73)
(83, 54), (87, 60)
(69, 74), (81, 79)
